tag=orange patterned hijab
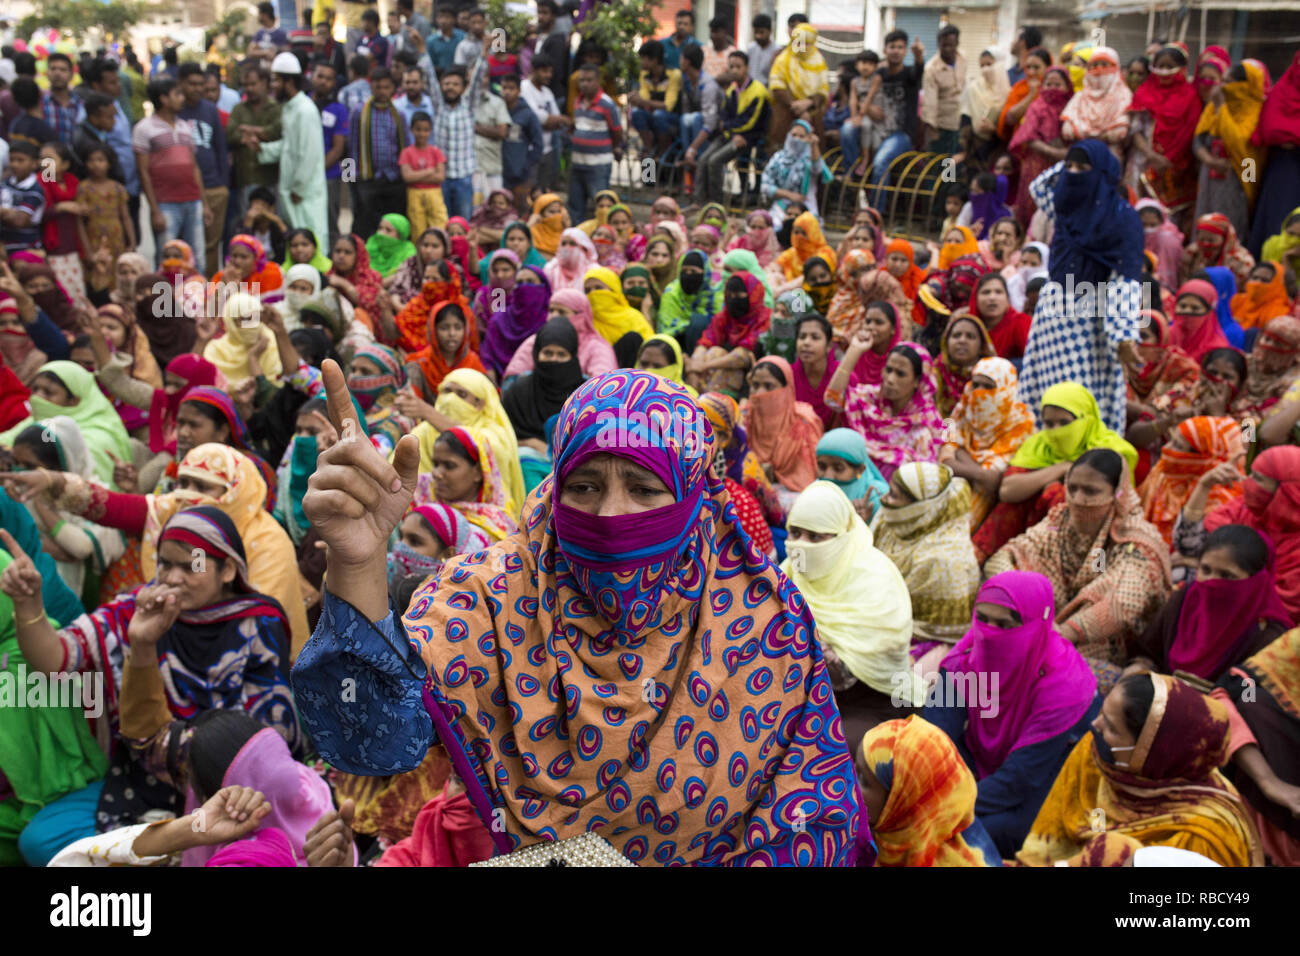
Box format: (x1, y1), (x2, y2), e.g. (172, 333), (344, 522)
(861, 716), (1000, 866)
(943, 357), (1034, 470)
(1139, 415), (1245, 545)
(775, 211), (836, 280)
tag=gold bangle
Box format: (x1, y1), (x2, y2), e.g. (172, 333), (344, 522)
(16, 610), (47, 628)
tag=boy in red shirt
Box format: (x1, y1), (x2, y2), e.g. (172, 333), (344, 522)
(399, 111), (447, 235)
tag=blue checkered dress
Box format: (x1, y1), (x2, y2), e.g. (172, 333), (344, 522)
(1016, 162), (1142, 434)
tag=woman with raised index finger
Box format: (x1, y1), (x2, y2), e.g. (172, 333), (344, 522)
(292, 363), (863, 865)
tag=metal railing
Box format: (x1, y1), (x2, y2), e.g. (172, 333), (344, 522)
(820, 149), (951, 240)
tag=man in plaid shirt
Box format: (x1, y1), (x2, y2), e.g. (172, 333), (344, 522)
(349, 66), (408, 237)
(43, 53), (83, 144)
(426, 63), (482, 220)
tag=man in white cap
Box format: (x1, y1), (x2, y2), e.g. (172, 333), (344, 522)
(246, 51), (329, 251)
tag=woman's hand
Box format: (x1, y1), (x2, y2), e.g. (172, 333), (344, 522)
(0, 528), (44, 620)
(127, 583), (184, 648)
(304, 798), (356, 867)
(1198, 461), (1242, 489)
(0, 468), (64, 504)
(194, 310), (221, 345)
(394, 388), (438, 423)
(190, 786), (272, 846)
(107, 450), (138, 494)
(303, 361), (421, 621)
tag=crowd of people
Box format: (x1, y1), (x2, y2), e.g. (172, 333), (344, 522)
(0, 2), (1298, 869)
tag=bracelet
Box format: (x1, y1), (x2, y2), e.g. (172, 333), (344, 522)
(16, 610), (47, 628)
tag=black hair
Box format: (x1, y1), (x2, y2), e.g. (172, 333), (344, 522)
(755, 358), (787, 387)
(1202, 347), (1247, 382)
(411, 110), (432, 127)
(1019, 26), (1043, 48)
(34, 370), (70, 395)
(13, 425), (62, 469)
(637, 338), (675, 366)
(12, 77), (40, 109)
(796, 313), (833, 342)
(856, 51), (876, 65)
(867, 299), (899, 327)
(81, 143), (116, 168)
(349, 54), (370, 78)
(11, 52), (36, 76)
(297, 396), (330, 420)
(531, 54), (554, 72)
(178, 61), (205, 81)
(81, 90), (116, 117)
(889, 344), (924, 379)
(1116, 672), (1155, 739)
(728, 50), (749, 66)
(362, 9), (381, 24)
(40, 140), (74, 165)
(1028, 47), (1053, 67)
(8, 140), (40, 159)
(946, 183), (970, 202)
(82, 57), (118, 88)
(974, 170), (998, 194)
(47, 52), (73, 70)
(434, 429), (477, 463)
(709, 15), (731, 32)
(434, 301), (467, 326)
(187, 709), (266, 803)
(677, 8), (696, 22)
(311, 56), (337, 77)
(1071, 447), (1123, 488)
(180, 398), (234, 439)
(1225, 63), (1246, 83)
(884, 29), (908, 46)
(1203, 524), (1270, 577)
(938, 24), (960, 41)
(285, 227), (319, 253)
(147, 77), (179, 109)
(370, 66), (394, 85)
(257, 0), (276, 17)
(788, 13), (808, 27)
(249, 184), (277, 206)
(1127, 55), (1149, 72)
(1025, 276), (1048, 295)
(499, 74), (522, 88)
(243, 60), (273, 84)
(442, 65), (468, 83)
(753, 13), (772, 30)
(639, 39), (665, 64)
(802, 255), (833, 280)
(162, 47), (179, 66)
(682, 45), (703, 71)
(290, 328), (332, 367)
(425, 259), (452, 281)
(398, 0), (415, 10)
(974, 271), (1010, 299)
(537, 0), (559, 13)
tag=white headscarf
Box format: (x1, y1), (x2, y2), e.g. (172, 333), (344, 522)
(282, 263), (324, 331)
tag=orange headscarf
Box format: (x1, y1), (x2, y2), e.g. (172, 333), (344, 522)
(408, 298), (486, 397)
(1230, 262), (1294, 331)
(742, 356), (824, 491)
(775, 211), (836, 281)
(938, 225), (980, 271)
(1139, 415), (1245, 546)
(529, 193), (566, 256)
(884, 238), (927, 302)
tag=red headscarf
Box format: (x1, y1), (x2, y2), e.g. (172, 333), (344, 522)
(1206, 445), (1300, 621)
(411, 300), (487, 397)
(328, 233), (385, 316)
(1251, 49), (1300, 147)
(743, 355), (823, 492)
(1167, 278), (1230, 360)
(148, 354), (223, 454)
(1129, 56), (1204, 170)
(883, 238), (926, 302)
(699, 272), (771, 353)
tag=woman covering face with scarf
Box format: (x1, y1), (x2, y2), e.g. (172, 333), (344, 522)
(505, 289), (616, 381)
(293, 368), (862, 866)
(1182, 213), (1256, 290)
(658, 251), (723, 354)
(1061, 48), (1132, 155)
(202, 292), (284, 386)
(1193, 60), (1269, 239)
(502, 317), (585, 445)
(689, 273), (770, 399)
(542, 228), (598, 294)
(1129, 44), (1212, 213)
(346, 343), (414, 457)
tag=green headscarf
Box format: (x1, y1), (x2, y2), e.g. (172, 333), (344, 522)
(1010, 382), (1138, 471)
(658, 249), (724, 342)
(0, 361), (133, 488)
(697, 202), (728, 230)
(479, 221), (547, 284)
(282, 229), (334, 273)
(722, 248), (775, 308)
(621, 263), (660, 313)
(0, 550), (108, 865)
(365, 213), (418, 277)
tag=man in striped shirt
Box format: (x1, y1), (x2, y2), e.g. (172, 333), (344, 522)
(427, 64), (484, 221)
(568, 63), (623, 226)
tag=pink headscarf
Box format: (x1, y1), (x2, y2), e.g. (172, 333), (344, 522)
(205, 826), (298, 867)
(940, 571), (1098, 779)
(542, 228), (598, 294)
(182, 728), (340, 868)
(1168, 278), (1230, 360)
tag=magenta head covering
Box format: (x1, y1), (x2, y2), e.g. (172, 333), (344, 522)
(205, 826), (298, 867)
(940, 571), (1098, 779)
(182, 728), (340, 867)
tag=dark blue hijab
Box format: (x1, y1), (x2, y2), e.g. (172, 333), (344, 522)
(1048, 139), (1144, 289)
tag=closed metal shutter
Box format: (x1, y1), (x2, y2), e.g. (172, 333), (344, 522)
(889, 7), (943, 66)
(945, 8), (1000, 84)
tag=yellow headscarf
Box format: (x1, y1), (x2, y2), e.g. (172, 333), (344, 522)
(411, 367), (525, 511)
(637, 333), (698, 397)
(583, 265), (654, 345)
(1194, 59), (1269, 207)
(202, 291), (283, 385)
(530, 193), (566, 256)
(578, 189), (621, 237)
(769, 24), (831, 101)
(779, 481), (922, 701)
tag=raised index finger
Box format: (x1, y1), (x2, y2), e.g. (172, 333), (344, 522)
(0, 528), (31, 565)
(321, 359), (363, 438)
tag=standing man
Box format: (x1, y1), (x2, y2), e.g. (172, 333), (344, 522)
(455, 8), (489, 93)
(252, 2), (290, 51)
(690, 50), (769, 207)
(313, 20), (348, 81)
(0, 52), (37, 140)
(357, 10), (391, 67)
(521, 55), (569, 192)
(1007, 26), (1042, 85)
(178, 62), (230, 274)
(427, 4), (465, 74)
(347, 66), (407, 236)
(533, 0), (570, 107)
(209, 63), (243, 114)
(568, 62), (622, 225)
(472, 71), (511, 206)
(920, 25), (965, 155)
(703, 16), (738, 82)
(134, 78), (211, 266)
(42, 53), (82, 145)
(426, 64), (482, 220)
(339, 54), (373, 115)
(312, 58), (350, 246)
(228, 62), (282, 233)
(498, 74), (543, 214)
(81, 57), (140, 229)
(662, 8), (698, 71)
(678, 44), (721, 183)
(747, 14), (777, 87)
(253, 53), (329, 254)
(399, 0), (431, 43)
(865, 30), (926, 205)
(393, 64), (434, 129)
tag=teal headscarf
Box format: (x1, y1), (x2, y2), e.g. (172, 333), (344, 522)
(478, 221), (547, 284)
(817, 428), (889, 510)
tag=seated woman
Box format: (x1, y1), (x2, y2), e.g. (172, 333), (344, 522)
(48, 711), (333, 868)
(783, 481), (920, 752)
(986, 449), (1171, 674)
(687, 274), (770, 399)
(344, 344), (415, 458)
(835, 344), (943, 482)
(406, 367), (524, 510)
(978, 216), (1024, 274)
(699, 391), (785, 527)
(939, 358), (1035, 531)
(933, 311), (996, 418)
(800, 255), (836, 318)
(636, 333), (696, 397)
(816, 427), (888, 522)
(792, 314), (839, 431)
(1230, 261), (1294, 334)
(878, 239), (927, 331)
(974, 382), (1137, 564)
(0, 360), (134, 488)
(771, 210), (835, 296)
(1214, 628), (1300, 866)
(823, 301), (903, 403)
(1138, 416), (1244, 548)
(1017, 672), (1261, 867)
(742, 357), (823, 507)
(658, 251), (723, 357)
(414, 426), (520, 542)
(3, 444), (310, 659)
(8, 419), (126, 604)
(210, 234), (283, 296)
(480, 220), (549, 286)
(542, 228), (599, 296)
(970, 273), (1033, 362)
(925, 571), (1101, 858)
(583, 266), (654, 368)
(1, 506), (301, 867)
(505, 289), (616, 382)
(367, 213), (417, 280)
(826, 250), (879, 346)
(1167, 278), (1230, 361)
(326, 234), (392, 343)
(292, 367), (861, 865)
(282, 227), (334, 275)
(1129, 524), (1292, 683)
(75, 304), (161, 437)
(388, 227), (453, 311)
(874, 463), (981, 646)
(757, 289), (809, 368)
(1004, 241), (1048, 313)
(388, 502), (488, 610)
(857, 716), (1003, 867)
(1181, 212), (1254, 290)
(475, 254), (553, 380)
(502, 317), (585, 451)
(404, 299), (483, 409)
(202, 293), (284, 389)
(1189, 346), (1249, 423)
(1124, 309), (1200, 461)
(469, 189), (516, 256)
(394, 257), (473, 354)
(1174, 445), (1300, 622)
(621, 264), (659, 324)
(1232, 315), (1300, 422)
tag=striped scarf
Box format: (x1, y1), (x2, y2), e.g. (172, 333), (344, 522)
(357, 99), (408, 180)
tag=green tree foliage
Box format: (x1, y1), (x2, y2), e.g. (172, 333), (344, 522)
(483, 0), (532, 51)
(18, 0), (147, 43)
(573, 0), (660, 84)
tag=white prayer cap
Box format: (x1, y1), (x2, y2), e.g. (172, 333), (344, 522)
(271, 52), (302, 75)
